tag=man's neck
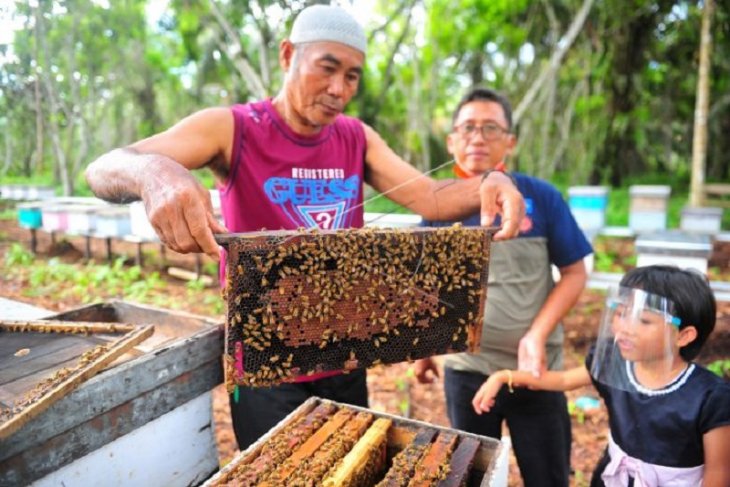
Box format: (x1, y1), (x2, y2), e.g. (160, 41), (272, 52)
(271, 93), (323, 137)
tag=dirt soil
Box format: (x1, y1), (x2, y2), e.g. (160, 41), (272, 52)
(1, 217), (728, 487)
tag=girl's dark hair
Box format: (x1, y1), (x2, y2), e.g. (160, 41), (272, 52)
(619, 265), (716, 360)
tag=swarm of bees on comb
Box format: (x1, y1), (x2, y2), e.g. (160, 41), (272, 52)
(204, 399), (498, 487)
(222, 225), (493, 389)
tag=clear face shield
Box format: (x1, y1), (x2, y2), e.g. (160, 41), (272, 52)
(590, 287), (683, 392)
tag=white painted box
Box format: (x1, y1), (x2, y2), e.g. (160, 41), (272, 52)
(635, 231), (712, 274)
(629, 185), (671, 233)
(680, 206), (724, 234)
(94, 206), (132, 238)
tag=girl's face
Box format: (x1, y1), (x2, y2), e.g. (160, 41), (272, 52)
(610, 304), (679, 363)
(591, 286), (698, 391)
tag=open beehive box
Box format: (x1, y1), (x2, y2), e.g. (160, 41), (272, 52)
(218, 226), (494, 388)
(1, 301), (223, 486)
(205, 397), (503, 487)
(0, 318), (153, 439)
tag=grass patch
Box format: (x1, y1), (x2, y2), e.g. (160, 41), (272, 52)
(1, 244), (223, 316)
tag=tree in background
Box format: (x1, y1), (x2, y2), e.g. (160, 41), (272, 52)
(0, 0), (728, 196)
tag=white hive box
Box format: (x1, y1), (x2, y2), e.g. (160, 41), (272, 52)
(629, 185), (671, 233)
(65, 202), (110, 236)
(364, 212), (421, 228)
(680, 206), (724, 235)
(94, 206), (132, 238)
(635, 231), (713, 274)
(25, 185), (56, 201)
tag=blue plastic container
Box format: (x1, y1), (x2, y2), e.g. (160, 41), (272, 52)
(17, 203), (43, 229)
(568, 186), (609, 231)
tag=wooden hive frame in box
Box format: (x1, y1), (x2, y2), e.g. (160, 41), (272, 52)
(218, 225), (494, 388)
(203, 397), (504, 487)
(0, 319), (153, 439)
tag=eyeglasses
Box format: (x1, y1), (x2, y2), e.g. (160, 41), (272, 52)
(453, 122), (509, 141)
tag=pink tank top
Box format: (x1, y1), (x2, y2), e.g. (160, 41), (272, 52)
(219, 99), (366, 232)
(219, 99), (367, 382)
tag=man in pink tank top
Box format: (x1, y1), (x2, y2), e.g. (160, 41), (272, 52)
(86, 4), (525, 450)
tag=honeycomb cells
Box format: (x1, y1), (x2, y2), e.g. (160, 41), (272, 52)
(224, 226), (493, 388)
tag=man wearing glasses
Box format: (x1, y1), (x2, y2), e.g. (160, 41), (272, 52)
(414, 88), (593, 486)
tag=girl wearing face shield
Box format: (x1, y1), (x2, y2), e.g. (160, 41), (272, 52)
(472, 265), (730, 487)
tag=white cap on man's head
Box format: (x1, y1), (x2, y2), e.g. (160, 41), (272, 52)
(290, 4), (367, 55)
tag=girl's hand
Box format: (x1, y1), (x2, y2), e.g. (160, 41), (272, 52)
(472, 373), (506, 414)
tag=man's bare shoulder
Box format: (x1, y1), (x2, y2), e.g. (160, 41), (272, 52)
(177, 106), (234, 130)
(360, 122), (387, 152)
(359, 120), (376, 138)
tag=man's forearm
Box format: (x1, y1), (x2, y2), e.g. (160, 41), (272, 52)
(529, 263), (587, 339)
(414, 172), (516, 221)
(85, 148), (168, 204)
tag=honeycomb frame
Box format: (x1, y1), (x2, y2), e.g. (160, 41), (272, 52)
(221, 226), (494, 388)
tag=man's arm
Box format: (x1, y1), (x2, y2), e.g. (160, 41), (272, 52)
(518, 259), (588, 376)
(85, 108), (232, 258)
(362, 124), (524, 240)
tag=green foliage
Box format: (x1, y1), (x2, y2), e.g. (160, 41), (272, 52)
(0, 208), (17, 221)
(395, 368), (413, 417)
(707, 359), (730, 379)
(605, 188), (630, 227)
(567, 400), (586, 424)
(0, 241), (227, 315)
(3, 253), (167, 303)
(4, 243), (34, 266)
(1, 0), (728, 203)
(363, 193), (413, 215)
(185, 278), (207, 292)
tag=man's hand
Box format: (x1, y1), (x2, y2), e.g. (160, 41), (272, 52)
(479, 172), (524, 240)
(412, 357), (440, 384)
(518, 330), (547, 378)
(141, 160), (228, 260)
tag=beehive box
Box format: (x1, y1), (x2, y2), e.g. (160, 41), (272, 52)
(0, 301), (223, 486)
(568, 185), (608, 231)
(94, 206), (132, 238)
(65, 204), (106, 235)
(629, 185), (671, 233)
(40, 204), (69, 233)
(129, 201), (160, 241)
(219, 226), (493, 388)
(680, 206), (724, 234)
(16, 202), (44, 230)
(205, 397), (503, 487)
(25, 185), (55, 201)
